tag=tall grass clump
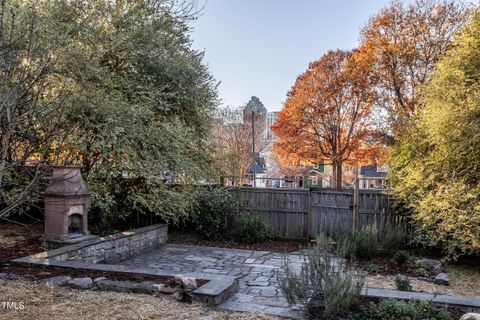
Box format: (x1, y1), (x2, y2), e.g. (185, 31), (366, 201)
(334, 222), (407, 260)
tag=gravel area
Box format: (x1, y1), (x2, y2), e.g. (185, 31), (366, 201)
(0, 280), (279, 320)
(366, 264), (480, 298)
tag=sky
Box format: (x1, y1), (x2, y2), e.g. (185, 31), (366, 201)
(189, 0), (390, 112)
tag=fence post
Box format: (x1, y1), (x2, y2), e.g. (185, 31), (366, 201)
(352, 166), (359, 234)
(307, 187), (313, 239)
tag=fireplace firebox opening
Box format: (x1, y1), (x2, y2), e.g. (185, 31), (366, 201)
(68, 214), (83, 236)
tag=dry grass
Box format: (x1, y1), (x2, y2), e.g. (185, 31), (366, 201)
(446, 264), (480, 297)
(365, 264), (480, 298)
(0, 280), (279, 320)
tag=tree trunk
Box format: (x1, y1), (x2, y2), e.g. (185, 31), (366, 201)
(0, 108), (14, 189)
(332, 163), (337, 188)
(334, 161), (343, 189)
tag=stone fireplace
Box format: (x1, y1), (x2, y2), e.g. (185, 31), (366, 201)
(42, 166), (97, 244)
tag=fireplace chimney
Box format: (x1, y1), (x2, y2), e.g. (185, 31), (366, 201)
(41, 166), (97, 245)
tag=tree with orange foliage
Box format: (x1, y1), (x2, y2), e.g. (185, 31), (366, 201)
(272, 50), (374, 189)
(356, 0), (470, 138)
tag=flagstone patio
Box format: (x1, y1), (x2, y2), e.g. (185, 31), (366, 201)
(120, 244), (305, 318)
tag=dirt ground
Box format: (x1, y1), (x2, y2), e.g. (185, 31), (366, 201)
(168, 231), (309, 252)
(0, 280), (278, 320)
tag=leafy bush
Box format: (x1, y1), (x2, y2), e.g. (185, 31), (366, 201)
(190, 187), (268, 243)
(191, 187), (238, 241)
(395, 274), (412, 291)
(278, 234), (364, 319)
(354, 299), (452, 320)
(230, 213), (268, 244)
(89, 179), (199, 234)
(393, 250), (410, 265)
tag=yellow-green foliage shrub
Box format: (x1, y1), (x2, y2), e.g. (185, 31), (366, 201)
(390, 12), (480, 259)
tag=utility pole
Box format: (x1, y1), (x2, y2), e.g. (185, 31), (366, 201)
(251, 110), (256, 187)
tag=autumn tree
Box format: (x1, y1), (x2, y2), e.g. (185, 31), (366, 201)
(273, 50), (374, 189)
(356, 0), (470, 138)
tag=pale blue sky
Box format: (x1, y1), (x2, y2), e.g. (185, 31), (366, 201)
(190, 0), (390, 111)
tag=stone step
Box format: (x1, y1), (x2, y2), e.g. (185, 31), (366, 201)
(193, 279), (239, 305)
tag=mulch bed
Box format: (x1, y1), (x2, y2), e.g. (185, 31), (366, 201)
(2, 263), (184, 286)
(353, 257), (435, 277)
(0, 237), (44, 263)
(447, 306), (468, 319)
(168, 231), (310, 252)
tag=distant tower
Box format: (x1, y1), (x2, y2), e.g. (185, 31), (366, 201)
(243, 96), (267, 137)
(243, 96), (267, 118)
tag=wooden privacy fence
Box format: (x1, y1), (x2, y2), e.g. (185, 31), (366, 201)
(236, 187), (403, 239)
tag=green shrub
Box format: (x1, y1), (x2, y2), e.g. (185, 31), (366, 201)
(335, 224), (380, 260)
(191, 187), (238, 241)
(191, 188), (269, 243)
(395, 274), (412, 291)
(412, 267), (429, 278)
(393, 250), (410, 265)
(389, 12), (480, 259)
(336, 230), (374, 260)
(333, 223), (408, 260)
(355, 299), (452, 320)
(278, 234), (364, 319)
(230, 213), (268, 244)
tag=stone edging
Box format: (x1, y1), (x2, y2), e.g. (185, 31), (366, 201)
(363, 287), (480, 313)
(11, 224), (238, 305)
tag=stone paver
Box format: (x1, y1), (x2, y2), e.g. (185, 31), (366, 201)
(120, 244), (304, 318)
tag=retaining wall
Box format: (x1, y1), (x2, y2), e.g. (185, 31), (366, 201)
(46, 224), (168, 263)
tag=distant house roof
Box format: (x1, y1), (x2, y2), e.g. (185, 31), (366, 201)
(307, 169), (329, 177)
(360, 165), (388, 178)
